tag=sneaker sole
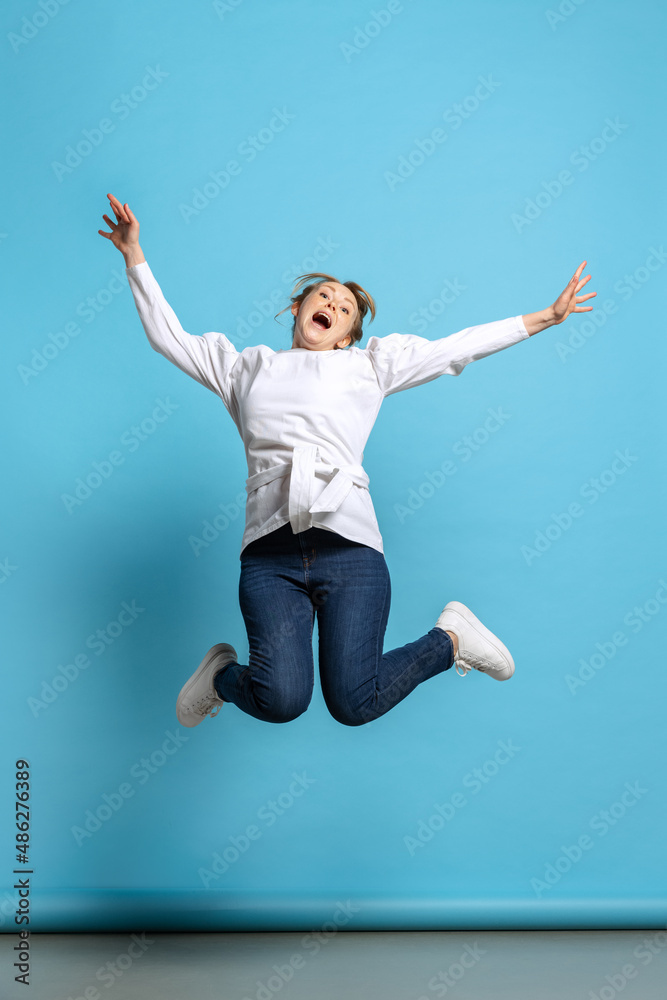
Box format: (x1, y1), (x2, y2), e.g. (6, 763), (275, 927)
(439, 601), (515, 680)
(176, 642), (238, 727)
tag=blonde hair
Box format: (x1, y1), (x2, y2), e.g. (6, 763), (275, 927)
(274, 272), (376, 349)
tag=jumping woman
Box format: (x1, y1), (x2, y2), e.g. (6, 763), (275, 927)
(99, 192), (596, 730)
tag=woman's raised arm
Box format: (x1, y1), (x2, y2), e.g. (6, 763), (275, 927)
(98, 192), (239, 407)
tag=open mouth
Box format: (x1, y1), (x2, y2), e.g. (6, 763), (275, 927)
(311, 311), (331, 330)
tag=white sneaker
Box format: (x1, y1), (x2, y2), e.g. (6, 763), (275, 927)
(176, 643), (238, 727)
(435, 601), (515, 681)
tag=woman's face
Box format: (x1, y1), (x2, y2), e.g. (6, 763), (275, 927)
(290, 282), (357, 350)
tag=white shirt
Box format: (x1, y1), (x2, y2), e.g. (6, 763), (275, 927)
(126, 261), (530, 556)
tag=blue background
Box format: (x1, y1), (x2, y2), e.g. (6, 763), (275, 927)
(1, 0), (666, 931)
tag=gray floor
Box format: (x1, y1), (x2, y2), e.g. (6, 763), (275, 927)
(3, 930), (667, 999)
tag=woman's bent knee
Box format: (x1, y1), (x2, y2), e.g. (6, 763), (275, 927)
(325, 702), (376, 728)
(260, 693), (311, 724)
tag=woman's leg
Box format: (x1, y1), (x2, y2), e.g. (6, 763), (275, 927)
(309, 528), (455, 726)
(213, 524), (316, 723)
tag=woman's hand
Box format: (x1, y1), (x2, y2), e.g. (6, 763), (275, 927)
(98, 193), (145, 266)
(522, 260), (596, 336)
(551, 260), (596, 324)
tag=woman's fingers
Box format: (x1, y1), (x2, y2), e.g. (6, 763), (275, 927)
(550, 262), (595, 323)
(105, 194), (137, 230)
(575, 268), (595, 304)
(107, 192), (128, 223)
(107, 192), (121, 215)
(570, 261), (587, 285)
(102, 213), (117, 228)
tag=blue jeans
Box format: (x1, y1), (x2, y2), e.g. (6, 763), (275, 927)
(213, 522), (454, 726)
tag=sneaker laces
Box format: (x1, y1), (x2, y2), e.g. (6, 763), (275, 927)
(454, 655), (471, 677)
(455, 652), (496, 677)
(189, 693), (223, 720)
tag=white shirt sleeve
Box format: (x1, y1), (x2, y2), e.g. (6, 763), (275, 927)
(363, 315), (530, 396)
(125, 261), (240, 404)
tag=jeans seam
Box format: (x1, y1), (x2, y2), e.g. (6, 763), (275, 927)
(361, 563), (391, 721)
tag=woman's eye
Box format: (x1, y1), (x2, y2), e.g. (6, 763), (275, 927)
(342, 307), (348, 314)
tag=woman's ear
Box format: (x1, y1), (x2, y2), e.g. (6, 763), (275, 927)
(291, 301), (300, 318)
